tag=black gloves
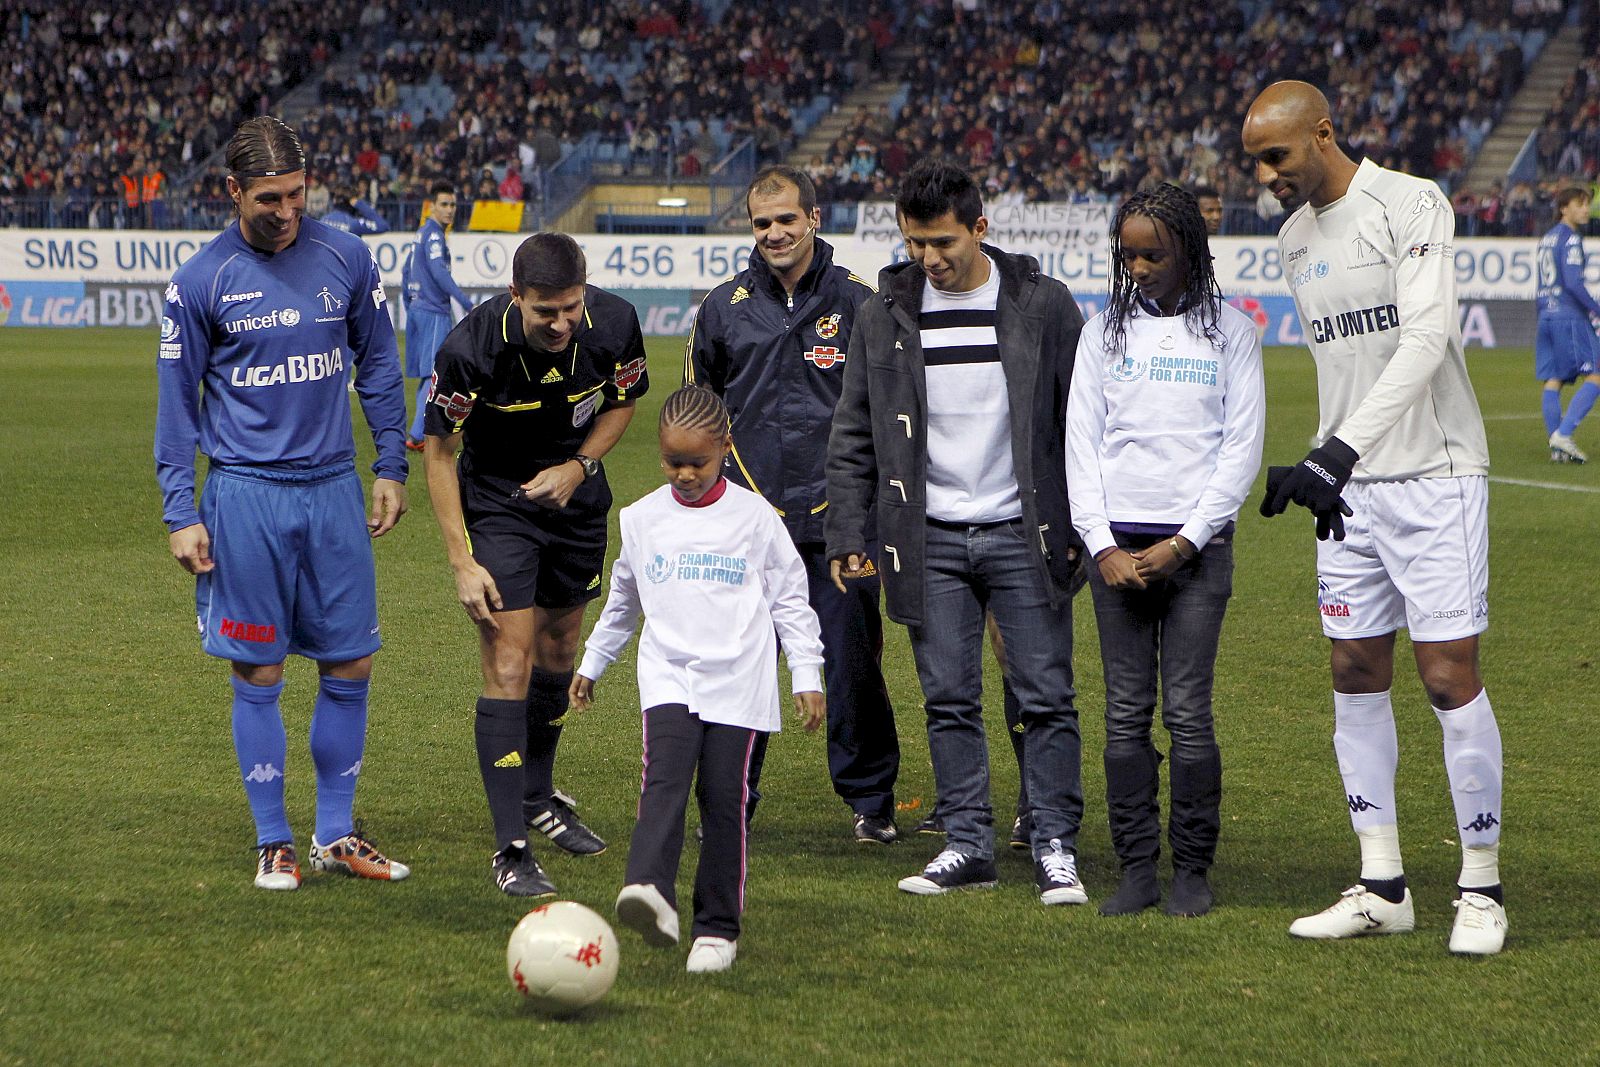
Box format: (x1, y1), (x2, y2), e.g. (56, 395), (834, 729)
(1259, 436), (1357, 541)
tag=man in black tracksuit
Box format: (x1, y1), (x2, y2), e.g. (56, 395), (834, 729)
(686, 165), (901, 843)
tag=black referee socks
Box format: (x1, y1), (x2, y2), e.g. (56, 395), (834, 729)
(475, 696), (528, 850)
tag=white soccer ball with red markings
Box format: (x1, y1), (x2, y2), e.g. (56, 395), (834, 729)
(507, 901), (619, 1014)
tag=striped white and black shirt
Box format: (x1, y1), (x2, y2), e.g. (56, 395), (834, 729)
(921, 255), (1021, 523)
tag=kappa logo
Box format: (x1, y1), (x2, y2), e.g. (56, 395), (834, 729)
(805, 345), (844, 369)
(541, 366), (565, 384)
(614, 356), (647, 390)
(244, 763), (283, 784)
(644, 553), (677, 584)
(220, 290), (262, 304)
(1347, 794), (1383, 813)
(160, 316), (180, 342)
(164, 282), (183, 307)
(340, 760), (362, 777)
(1462, 811), (1499, 833)
(1413, 188), (1445, 215)
(815, 313), (841, 339)
(730, 286), (750, 305)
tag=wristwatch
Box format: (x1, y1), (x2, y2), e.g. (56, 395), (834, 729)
(571, 454), (600, 478)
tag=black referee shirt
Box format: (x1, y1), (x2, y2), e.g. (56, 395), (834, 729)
(425, 286), (649, 482)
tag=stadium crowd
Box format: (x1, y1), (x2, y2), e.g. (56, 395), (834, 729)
(0, 0), (1591, 235)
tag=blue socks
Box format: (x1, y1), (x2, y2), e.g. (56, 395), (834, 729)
(1558, 381), (1600, 437)
(1543, 387), (1564, 435)
(409, 378), (430, 441)
(232, 675), (291, 847)
(309, 675), (370, 845)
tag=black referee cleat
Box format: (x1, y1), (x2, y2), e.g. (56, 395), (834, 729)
(492, 843), (555, 898)
(853, 813), (899, 844)
(526, 793), (607, 855)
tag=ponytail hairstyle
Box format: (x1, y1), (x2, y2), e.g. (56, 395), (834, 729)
(1102, 182), (1224, 355)
(225, 116), (306, 193)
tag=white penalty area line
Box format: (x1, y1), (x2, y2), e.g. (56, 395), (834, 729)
(1489, 476), (1600, 494)
(1482, 413), (1542, 421)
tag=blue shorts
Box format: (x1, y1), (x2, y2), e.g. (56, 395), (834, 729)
(196, 463), (380, 665)
(1534, 315), (1600, 383)
(405, 307), (452, 379)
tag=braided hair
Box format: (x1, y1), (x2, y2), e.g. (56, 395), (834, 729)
(1102, 183), (1224, 356)
(659, 384), (730, 439)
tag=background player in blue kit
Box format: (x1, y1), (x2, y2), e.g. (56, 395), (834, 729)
(154, 116), (412, 891)
(404, 182), (474, 451)
(1535, 186), (1600, 464)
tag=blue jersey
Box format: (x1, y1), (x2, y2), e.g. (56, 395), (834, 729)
(412, 217), (472, 315)
(1536, 222), (1600, 320)
(321, 199), (390, 234)
(155, 216), (409, 532)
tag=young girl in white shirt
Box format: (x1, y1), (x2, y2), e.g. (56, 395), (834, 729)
(1066, 184), (1265, 918)
(570, 384), (825, 974)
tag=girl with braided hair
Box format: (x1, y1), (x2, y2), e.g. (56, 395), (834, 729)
(1065, 183), (1266, 917)
(570, 384), (825, 973)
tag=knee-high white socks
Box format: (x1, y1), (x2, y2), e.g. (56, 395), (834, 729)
(1434, 688), (1503, 889)
(1333, 690), (1402, 881)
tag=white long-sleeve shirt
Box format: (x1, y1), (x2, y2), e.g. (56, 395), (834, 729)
(1067, 300), (1266, 557)
(576, 481), (824, 732)
(1278, 158), (1488, 480)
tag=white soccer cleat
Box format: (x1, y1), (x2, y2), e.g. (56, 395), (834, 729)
(615, 883), (680, 947)
(1288, 884), (1415, 939)
(1549, 431), (1587, 464)
(1449, 892), (1507, 956)
(685, 936), (737, 973)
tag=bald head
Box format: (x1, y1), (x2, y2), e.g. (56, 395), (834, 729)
(1241, 81), (1356, 212)
(1244, 81), (1332, 138)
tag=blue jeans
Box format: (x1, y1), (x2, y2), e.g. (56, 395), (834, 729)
(906, 519), (1082, 860)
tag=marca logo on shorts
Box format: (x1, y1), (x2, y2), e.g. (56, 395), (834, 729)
(230, 348), (345, 387)
(221, 290), (263, 304)
(1318, 579), (1351, 618)
(219, 617), (277, 643)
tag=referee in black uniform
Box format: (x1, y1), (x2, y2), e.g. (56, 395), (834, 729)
(423, 232), (649, 896)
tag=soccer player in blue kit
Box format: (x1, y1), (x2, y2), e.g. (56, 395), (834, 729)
(155, 116), (412, 891)
(1536, 186), (1600, 463)
(404, 182), (474, 451)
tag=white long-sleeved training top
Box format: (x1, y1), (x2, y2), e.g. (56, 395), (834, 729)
(1277, 158), (1488, 481)
(1067, 299), (1266, 558)
(576, 481), (824, 732)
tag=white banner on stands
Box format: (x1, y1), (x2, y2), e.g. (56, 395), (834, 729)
(1, 228), (1590, 307)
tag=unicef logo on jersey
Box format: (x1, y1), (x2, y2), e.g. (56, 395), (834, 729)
(644, 554), (677, 584)
(281, 307), (301, 326)
(160, 316), (180, 342)
(1108, 354), (1145, 383)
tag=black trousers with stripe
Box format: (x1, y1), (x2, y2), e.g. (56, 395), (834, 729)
(625, 704), (756, 941)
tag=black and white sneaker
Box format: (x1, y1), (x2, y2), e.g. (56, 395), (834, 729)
(1034, 839), (1088, 905)
(897, 849), (998, 895)
(853, 813), (899, 844)
(526, 792), (607, 855)
(1009, 812), (1033, 851)
(491, 843), (556, 898)
(912, 812), (946, 835)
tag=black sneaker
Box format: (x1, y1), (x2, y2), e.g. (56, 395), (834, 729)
(526, 792), (607, 855)
(492, 843), (556, 898)
(853, 813), (899, 844)
(912, 812), (946, 835)
(897, 849), (998, 895)
(1034, 839), (1088, 905)
(1009, 812), (1033, 851)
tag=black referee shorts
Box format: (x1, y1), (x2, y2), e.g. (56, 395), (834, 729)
(461, 472), (610, 613)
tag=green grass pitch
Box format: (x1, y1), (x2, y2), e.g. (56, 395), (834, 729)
(2, 329), (1596, 1066)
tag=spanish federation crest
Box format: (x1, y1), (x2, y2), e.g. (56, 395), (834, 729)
(815, 313), (841, 340)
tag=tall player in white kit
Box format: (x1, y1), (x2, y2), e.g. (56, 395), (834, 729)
(1242, 82), (1506, 955)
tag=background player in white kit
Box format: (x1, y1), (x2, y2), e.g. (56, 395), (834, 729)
(1243, 82), (1507, 955)
(570, 385), (825, 974)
